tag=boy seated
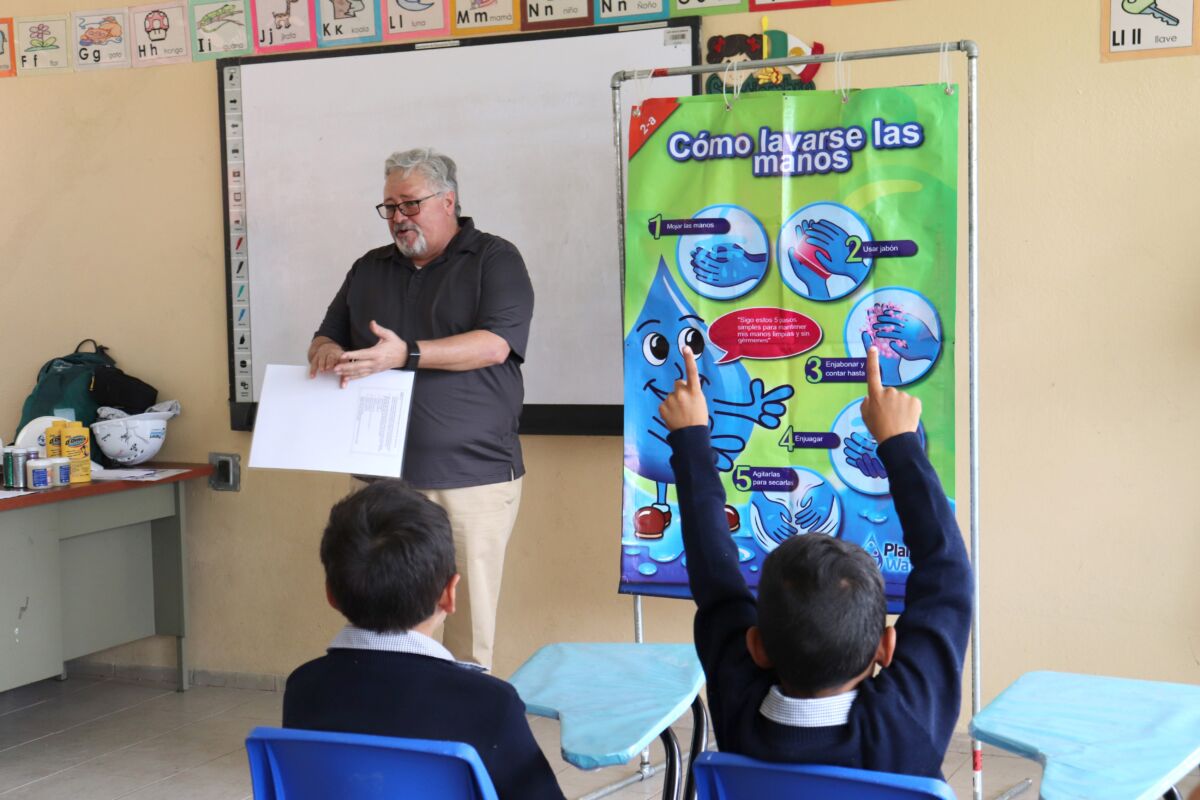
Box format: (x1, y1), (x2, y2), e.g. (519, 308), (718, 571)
(283, 480), (564, 800)
(659, 346), (972, 777)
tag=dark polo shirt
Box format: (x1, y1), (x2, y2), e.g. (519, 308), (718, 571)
(315, 218), (533, 489)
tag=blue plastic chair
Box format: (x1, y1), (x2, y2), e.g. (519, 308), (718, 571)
(245, 726), (499, 800)
(692, 752), (957, 799)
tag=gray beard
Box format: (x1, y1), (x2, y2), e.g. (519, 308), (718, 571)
(393, 227), (428, 258)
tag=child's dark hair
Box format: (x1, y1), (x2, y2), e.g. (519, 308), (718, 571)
(757, 534), (886, 694)
(320, 480), (456, 633)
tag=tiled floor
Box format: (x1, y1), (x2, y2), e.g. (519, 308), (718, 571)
(0, 676), (1195, 799)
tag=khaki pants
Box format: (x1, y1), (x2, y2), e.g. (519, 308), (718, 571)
(418, 478), (522, 670)
(347, 476), (522, 669)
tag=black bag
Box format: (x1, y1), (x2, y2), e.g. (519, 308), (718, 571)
(16, 340), (159, 434)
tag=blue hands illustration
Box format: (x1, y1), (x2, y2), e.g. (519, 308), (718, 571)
(786, 226), (832, 301)
(795, 481), (836, 530)
(872, 309), (940, 362)
(751, 493), (797, 544)
(689, 244), (767, 288)
(801, 219), (868, 284)
(844, 432), (887, 480)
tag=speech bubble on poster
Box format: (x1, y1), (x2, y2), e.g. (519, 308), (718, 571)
(709, 307), (822, 364)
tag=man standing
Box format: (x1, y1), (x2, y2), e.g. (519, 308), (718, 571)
(308, 148), (533, 670)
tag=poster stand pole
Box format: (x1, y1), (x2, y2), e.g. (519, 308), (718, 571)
(612, 40), (984, 800)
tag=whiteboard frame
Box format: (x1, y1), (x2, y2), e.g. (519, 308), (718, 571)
(216, 20), (700, 433)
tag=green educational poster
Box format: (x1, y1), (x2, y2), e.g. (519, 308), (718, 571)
(620, 86), (958, 610)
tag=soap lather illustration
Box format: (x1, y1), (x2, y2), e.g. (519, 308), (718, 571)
(625, 259), (795, 539)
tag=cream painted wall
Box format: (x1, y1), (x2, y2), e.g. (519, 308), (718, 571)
(1, 0), (1197, 725)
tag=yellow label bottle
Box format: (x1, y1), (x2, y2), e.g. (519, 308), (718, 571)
(62, 423), (92, 484)
(45, 423), (65, 458)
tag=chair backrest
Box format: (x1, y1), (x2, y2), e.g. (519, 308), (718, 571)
(245, 726), (499, 800)
(692, 752), (957, 800)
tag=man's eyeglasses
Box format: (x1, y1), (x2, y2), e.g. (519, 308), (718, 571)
(375, 192), (442, 219)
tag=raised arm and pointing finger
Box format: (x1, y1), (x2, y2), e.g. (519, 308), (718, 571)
(860, 346), (922, 444)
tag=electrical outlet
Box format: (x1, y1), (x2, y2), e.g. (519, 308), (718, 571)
(208, 452), (241, 491)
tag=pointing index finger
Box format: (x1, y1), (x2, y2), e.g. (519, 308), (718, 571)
(865, 346), (883, 397)
(683, 346), (700, 388)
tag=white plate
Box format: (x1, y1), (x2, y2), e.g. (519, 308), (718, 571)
(15, 416), (70, 456)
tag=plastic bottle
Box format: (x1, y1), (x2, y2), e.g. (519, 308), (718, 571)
(62, 423), (92, 484)
(45, 422), (65, 458)
(26, 458), (52, 490)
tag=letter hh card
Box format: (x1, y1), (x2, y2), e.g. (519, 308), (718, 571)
(382, 0), (449, 40)
(131, 4), (192, 66)
(72, 9), (132, 69)
(190, 0), (253, 60)
(252, 0), (317, 53)
(451, 0), (519, 36)
(16, 15), (72, 74)
(317, 0), (382, 47)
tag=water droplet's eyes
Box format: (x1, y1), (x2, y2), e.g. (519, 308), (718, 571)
(678, 327), (706, 358)
(642, 332), (670, 366)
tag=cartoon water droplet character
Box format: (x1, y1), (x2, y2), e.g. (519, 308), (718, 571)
(144, 10), (170, 41)
(862, 533), (884, 570)
(624, 258), (794, 539)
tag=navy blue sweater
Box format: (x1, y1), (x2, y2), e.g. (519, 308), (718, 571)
(283, 649), (564, 800)
(669, 426), (972, 778)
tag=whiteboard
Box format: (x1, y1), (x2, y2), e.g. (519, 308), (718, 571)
(221, 22), (697, 431)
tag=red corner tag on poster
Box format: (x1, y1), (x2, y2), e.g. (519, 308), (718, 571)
(628, 97), (680, 159)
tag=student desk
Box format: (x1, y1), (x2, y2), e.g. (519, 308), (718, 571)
(509, 643), (708, 800)
(0, 464), (211, 694)
(970, 670), (1200, 800)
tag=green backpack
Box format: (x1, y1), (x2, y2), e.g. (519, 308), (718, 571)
(16, 339), (118, 435)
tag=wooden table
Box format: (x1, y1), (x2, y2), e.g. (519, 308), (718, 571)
(0, 463), (211, 693)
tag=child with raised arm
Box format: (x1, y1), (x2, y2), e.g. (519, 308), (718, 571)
(659, 346), (972, 777)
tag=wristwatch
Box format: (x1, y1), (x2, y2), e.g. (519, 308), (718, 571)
(403, 339), (421, 371)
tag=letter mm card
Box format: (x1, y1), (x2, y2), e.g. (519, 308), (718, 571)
(316, 0), (382, 47)
(382, 0), (450, 40)
(252, 0), (317, 53)
(72, 8), (132, 69)
(15, 15), (72, 74)
(131, 3), (192, 66)
(190, 0), (253, 60)
(451, 0), (519, 36)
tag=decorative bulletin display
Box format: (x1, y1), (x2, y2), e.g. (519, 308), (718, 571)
(522, 0), (592, 31)
(703, 30), (823, 94)
(381, 0), (450, 40)
(620, 85), (957, 607)
(594, 0), (666, 25)
(72, 8), (132, 68)
(131, 3), (192, 65)
(0, 17), (15, 76)
(0, 0), (889, 76)
(1102, 0), (1198, 59)
(315, 0), (382, 47)
(190, 0), (253, 59)
(450, 0), (520, 36)
(251, 0), (317, 52)
(15, 15), (72, 74)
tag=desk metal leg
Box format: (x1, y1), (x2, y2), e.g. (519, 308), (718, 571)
(681, 696), (709, 800)
(657, 727), (682, 800)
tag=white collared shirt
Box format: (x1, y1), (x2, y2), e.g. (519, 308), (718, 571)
(329, 625), (455, 662)
(759, 685), (858, 727)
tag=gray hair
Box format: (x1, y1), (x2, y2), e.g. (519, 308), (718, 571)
(384, 148), (461, 215)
